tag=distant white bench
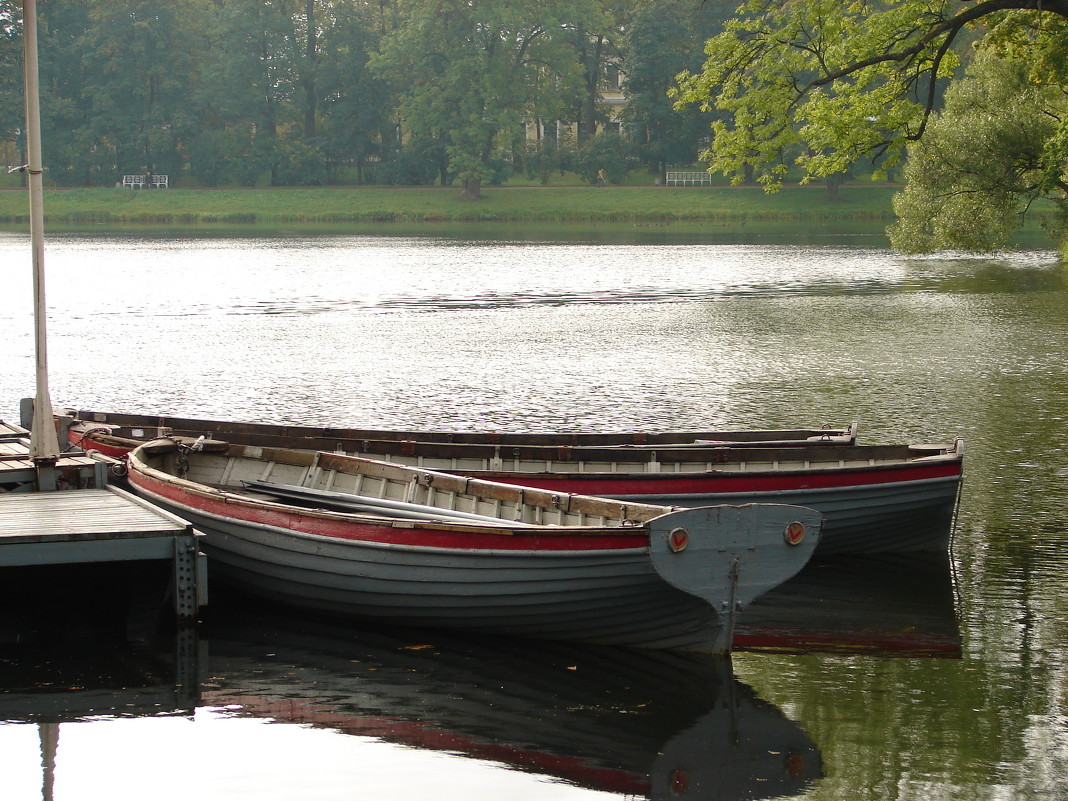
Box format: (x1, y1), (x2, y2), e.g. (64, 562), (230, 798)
(122, 174), (168, 189)
(665, 171), (712, 186)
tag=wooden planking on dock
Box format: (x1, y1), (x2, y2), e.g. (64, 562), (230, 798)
(0, 486), (187, 541)
(0, 420), (32, 458)
(1, 420), (30, 441)
(0, 452), (106, 481)
(0, 418), (109, 489)
(0, 486), (207, 619)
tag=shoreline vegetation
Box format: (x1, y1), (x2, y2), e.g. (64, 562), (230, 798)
(0, 184), (901, 227)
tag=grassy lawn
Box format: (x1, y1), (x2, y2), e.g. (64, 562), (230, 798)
(0, 183), (900, 226)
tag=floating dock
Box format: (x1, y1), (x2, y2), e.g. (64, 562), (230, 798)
(2, 419), (108, 490)
(1, 417), (207, 621)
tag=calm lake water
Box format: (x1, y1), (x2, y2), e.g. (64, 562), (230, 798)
(1, 225), (1066, 800)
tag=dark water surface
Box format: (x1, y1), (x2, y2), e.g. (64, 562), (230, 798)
(1, 227), (1066, 800)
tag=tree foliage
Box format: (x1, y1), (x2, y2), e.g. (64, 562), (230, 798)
(618, 0), (726, 178)
(78, 1), (204, 181)
(2, 0), (724, 191)
(317, 1), (392, 183)
(889, 52), (1068, 252)
(372, 0), (603, 198)
(672, 0), (1068, 190)
(0, 0), (22, 148)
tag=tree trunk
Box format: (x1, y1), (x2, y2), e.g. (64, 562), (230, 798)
(826, 173), (843, 201)
(582, 92), (598, 142)
(303, 0), (317, 138)
(576, 32), (604, 144)
(461, 176), (482, 200)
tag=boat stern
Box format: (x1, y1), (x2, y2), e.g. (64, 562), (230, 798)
(647, 504), (823, 651)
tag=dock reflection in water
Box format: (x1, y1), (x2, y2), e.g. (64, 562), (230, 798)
(0, 631), (199, 725)
(0, 626), (199, 801)
(203, 608), (822, 800)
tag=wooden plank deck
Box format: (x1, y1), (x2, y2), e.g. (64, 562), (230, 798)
(0, 419), (109, 489)
(0, 486), (207, 619)
(0, 420), (29, 441)
(0, 452), (106, 482)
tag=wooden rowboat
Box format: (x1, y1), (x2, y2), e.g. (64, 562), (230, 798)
(126, 439), (821, 653)
(365, 439), (965, 556)
(275, 438), (963, 556)
(65, 414), (961, 555)
(60, 409), (858, 460)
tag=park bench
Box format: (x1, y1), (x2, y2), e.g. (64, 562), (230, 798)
(121, 174), (168, 189)
(665, 171), (712, 186)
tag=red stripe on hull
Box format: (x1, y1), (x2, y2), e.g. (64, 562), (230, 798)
(84, 441), (134, 460)
(66, 431), (136, 460)
(477, 463), (962, 496)
(129, 469), (650, 553)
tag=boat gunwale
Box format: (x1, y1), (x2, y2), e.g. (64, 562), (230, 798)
(127, 442), (672, 541)
(455, 455), (964, 484)
(129, 479), (654, 558)
(71, 420), (962, 475)
(66, 409), (859, 446)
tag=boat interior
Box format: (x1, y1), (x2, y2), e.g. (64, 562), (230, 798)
(137, 441), (672, 530)
(139, 437), (964, 479)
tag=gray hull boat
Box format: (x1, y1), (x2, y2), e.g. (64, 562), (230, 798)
(127, 439), (821, 653)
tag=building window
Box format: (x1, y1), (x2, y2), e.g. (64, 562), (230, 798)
(605, 65), (622, 91)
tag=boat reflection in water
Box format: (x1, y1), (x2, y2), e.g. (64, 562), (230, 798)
(203, 606), (823, 800)
(0, 551), (958, 801)
(736, 552), (961, 658)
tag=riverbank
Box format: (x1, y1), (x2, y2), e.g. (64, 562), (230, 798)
(0, 184), (899, 226)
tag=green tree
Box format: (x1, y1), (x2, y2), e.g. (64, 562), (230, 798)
(672, 0), (1068, 192)
(619, 0), (725, 181)
(317, 0), (392, 183)
(373, 0), (599, 199)
(199, 0), (301, 184)
(34, 0), (96, 185)
(0, 0), (21, 152)
(6, 0), (411, 187)
(298, 0), (320, 140)
(75, 0), (205, 183)
(889, 52), (1068, 253)
(572, 129), (636, 183)
(563, 7), (619, 144)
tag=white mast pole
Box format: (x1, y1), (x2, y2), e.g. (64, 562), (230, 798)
(22, 0), (61, 462)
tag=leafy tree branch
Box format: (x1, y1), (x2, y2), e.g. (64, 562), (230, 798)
(673, 0), (1068, 189)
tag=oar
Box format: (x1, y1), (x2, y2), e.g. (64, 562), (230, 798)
(243, 480), (538, 527)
